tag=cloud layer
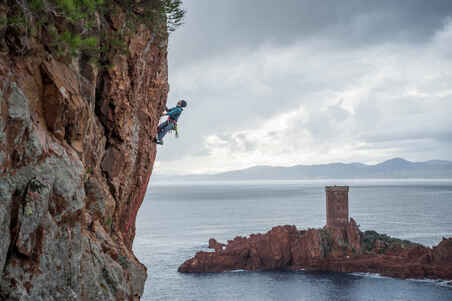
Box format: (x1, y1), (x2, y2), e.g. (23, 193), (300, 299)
(155, 0), (452, 175)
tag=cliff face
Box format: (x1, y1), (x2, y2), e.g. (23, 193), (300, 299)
(0, 3), (168, 300)
(179, 219), (452, 281)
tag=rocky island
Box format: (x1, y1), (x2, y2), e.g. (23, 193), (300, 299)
(179, 186), (452, 281)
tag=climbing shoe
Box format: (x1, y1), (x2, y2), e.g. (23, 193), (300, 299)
(153, 137), (163, 145)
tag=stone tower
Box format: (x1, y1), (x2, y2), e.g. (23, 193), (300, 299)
(325, 186), (349, 228)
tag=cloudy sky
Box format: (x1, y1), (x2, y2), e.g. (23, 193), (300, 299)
(153, 0), (452, 175)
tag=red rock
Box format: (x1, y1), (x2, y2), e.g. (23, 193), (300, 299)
(179, 220), (452, 282)
(209, 238), (225, 252)
(432, 238), (452, 263)
(0, 2), (168, 299)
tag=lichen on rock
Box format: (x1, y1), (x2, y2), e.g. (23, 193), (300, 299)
(0, 1), (171, 300)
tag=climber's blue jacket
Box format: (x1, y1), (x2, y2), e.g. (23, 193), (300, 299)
(167, 106), (183, 121)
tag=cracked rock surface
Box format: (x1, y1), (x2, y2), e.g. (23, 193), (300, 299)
(0, 3), (168, 300)
(179, 219), (452, 281)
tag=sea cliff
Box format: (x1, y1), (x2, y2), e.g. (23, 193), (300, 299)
(0, 1), (168, 300)
(179, 219), (452, 281)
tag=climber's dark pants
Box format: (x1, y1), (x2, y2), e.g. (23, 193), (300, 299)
(157, 120), (175, 140)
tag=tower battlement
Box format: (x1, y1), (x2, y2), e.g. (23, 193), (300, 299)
(325, 186), (349, 228)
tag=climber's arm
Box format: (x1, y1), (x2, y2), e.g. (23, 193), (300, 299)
(162, 106), (177, 117)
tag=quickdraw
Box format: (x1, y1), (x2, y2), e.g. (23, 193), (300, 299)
(168, 119), (179, 138)
(172, 123), (179, 138)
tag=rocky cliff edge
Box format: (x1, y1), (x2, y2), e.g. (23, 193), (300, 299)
(0, 2), (168, 300)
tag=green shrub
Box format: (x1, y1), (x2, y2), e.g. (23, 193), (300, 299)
(161, 0), (185, 32)
(362, 230), (415, 252)
(54, 31), (99, 56)
(4, 0), (185, 62)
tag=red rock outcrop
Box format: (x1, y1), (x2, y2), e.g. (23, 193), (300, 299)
(179, 219), (452, 281)
(209, 238), (226, 252)
(0, 2), (168, 300)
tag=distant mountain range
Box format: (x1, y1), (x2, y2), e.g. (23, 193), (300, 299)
(156, 158), (452, 181)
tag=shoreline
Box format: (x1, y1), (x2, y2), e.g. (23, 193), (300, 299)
(178, 221), (452, 281)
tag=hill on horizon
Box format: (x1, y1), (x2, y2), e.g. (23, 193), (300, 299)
(155, 158), (452, 181)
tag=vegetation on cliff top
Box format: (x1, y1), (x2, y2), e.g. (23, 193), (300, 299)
(1, 0), (185, 64)
(362, 230), (416, 253)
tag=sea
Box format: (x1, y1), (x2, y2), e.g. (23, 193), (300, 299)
(134, 179), (452, 301)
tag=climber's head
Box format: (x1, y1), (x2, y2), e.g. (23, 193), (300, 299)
(178, 100), (187, 107)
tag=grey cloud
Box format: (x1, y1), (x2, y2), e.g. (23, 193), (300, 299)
(326, 101), (350, 122)
(154, 0), (452, 174)
(170, 0), (452, 67)
(361, 130), (452, 144)
(191, 147), (211, 157)
(286, 100), (352, 142)
(211, 133), (258, 153)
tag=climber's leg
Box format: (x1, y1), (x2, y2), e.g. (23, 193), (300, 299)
(154, 120), (167, 144)
(158, 120), (169, 133)
(154, 120), (175, 145)
(158, 121), (173, 140)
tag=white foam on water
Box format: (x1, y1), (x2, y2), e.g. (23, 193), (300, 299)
(406, 278), (452, 288)
(352, 272), (452, 288)
(351, 272), (389, 279)
(438, 280), (452, 288)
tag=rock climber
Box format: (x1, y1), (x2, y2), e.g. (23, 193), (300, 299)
(153, 100), (187, 145)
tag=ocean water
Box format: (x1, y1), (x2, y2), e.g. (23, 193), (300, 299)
(134, 179), (452, 301)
